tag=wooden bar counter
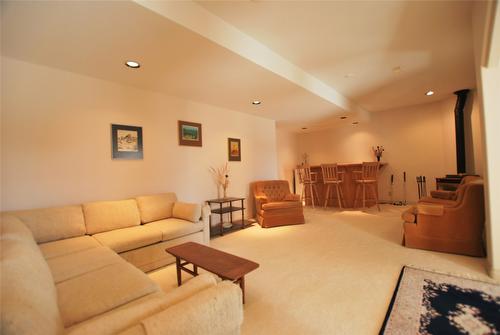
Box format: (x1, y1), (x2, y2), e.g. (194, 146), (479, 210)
(299, 163), (387, 208)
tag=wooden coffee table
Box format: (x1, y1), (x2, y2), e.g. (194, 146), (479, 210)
(166, 242), (259, 303)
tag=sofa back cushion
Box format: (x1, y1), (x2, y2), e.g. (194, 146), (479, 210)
(83, 199), (141, 235)
(252, 180), (291, 202)
(172, 202), (201, 223)
(1, 218), (64, 335)
(4, 205), (86, 243)
(135, 193), (177, 223)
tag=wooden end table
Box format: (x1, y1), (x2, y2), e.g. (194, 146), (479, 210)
(206, 197), (246, 236)
(166, 242), (259, 303)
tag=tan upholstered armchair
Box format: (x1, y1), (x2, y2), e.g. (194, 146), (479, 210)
(402, 179), (485, 257)
(424, 175), (481, 202)
(252, 180), (305, 228)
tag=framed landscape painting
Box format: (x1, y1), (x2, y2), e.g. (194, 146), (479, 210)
(111, 124), (143, 159)
(228, 138), (241, 161)
(178, 120), (202, 147)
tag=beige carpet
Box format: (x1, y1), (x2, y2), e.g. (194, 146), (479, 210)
(149, 205), (493, 334)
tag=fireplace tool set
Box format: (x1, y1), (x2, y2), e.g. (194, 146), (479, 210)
(390, 172), (408, 206)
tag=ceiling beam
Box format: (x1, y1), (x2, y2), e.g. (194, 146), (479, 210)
(133, 0), (369, 120)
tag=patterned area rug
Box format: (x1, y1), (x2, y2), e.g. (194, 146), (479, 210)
(380, 266), (500, 335)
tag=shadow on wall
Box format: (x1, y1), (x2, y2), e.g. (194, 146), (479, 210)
(247, 183), (256, 219)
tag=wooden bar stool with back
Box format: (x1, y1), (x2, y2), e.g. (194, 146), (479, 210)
(321, 163), (345, 208)
(296, 165), (320, 208)
(354, 162), (381, 211)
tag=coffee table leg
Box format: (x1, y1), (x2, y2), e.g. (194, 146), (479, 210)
(176, 256), (182, 286)
(240, 276), (245, 304)
(193, 264), (198, 276)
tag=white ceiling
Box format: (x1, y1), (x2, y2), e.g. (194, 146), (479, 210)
(2, 1), (477, 132)
(199, 1), (476, 113)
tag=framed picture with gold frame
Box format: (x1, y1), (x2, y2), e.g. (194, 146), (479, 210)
(178, 120), (202, 147)
(228, 138), (241, 161)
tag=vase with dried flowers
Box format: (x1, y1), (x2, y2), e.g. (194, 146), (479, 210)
(372, 146), (384, 162)
(209, 162), (230, 199)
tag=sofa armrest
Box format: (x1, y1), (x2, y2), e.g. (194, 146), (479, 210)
(430, 190), (456, 200)
(120, 281), (243, 335)
(201, 205), (211, 244)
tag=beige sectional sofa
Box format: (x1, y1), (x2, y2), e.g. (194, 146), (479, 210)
(1, 193), (244, 335)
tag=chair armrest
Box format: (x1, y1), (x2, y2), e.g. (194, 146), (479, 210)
(416, 203), (444, 216)
(401, 206), (417, 223)
(430, 190), (456, 200)
(120, 282), (243, 335)
(284, 194), (301, 201)
(254, 195), (268, 210)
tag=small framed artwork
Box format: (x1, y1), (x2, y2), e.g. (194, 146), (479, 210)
(228, 138), (241, 161)
(178, 120), (202, 147)
(111, 124), (143, 159)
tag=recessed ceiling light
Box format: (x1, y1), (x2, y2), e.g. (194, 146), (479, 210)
(301, 127), (308, 130)
(352, 121), (359, 125)
(344, 73), (356, 78)
(392, 66), (402, 73)
(425, 90), (434, 96)
(125, 60), (140, 68)
(252, 100), (261, 105)
(340, 116), (348, 120)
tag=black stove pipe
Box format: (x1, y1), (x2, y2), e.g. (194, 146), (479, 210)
(453, 89), (469, 174)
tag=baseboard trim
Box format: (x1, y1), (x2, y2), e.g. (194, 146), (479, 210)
(486, 263), (500, 281)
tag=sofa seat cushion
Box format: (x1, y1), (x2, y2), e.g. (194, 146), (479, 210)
(56, 262), (159, 327)
(144, 218), (203, 242)
(83, 199), (141, 235)
(47, 247), (123, 283)
(93, 225), (162, 253)
(5, 205), (86, 243)
(39, 235), (101, 259)
(262, 201), (302, 211)
(135, 193), (177, 224)
(66, 274), (217, 335)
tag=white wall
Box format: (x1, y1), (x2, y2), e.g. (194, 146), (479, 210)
(297, 98), (458, 204)
(472, 0), (500, 279)
(276, 127), (299, 191)
(0, 58), (278, 217)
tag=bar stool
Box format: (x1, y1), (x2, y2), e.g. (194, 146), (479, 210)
(296, 165), (320, 208)
(321, 163), (344, 208)
(354, 162), (380, 211)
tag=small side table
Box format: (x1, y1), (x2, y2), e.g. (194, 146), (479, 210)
(206, 197), (246, 237)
